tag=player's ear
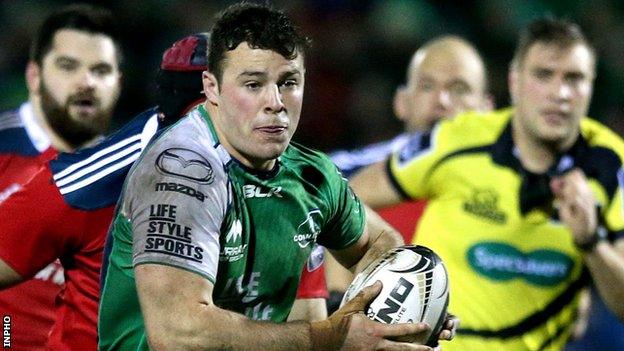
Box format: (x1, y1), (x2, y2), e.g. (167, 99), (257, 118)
(480, 93), (495, 112)
(393, 85), (408, 122)
(26, 61), (41, 95)
(508, 62), (519, 105)
(202, 71), (219, 106)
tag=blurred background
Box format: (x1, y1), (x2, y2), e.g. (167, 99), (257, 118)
(1, 1), (623, 350)
(1, 0), (623, 152)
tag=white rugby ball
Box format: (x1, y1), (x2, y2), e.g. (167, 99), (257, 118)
(340, 245), (449, 346)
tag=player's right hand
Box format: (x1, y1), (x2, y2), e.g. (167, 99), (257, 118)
(311, 281), (434, 350)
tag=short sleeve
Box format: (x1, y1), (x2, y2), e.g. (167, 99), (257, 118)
(316, 163), (365, 250)
(387, 127), (445, 200)
(126, 143), (229, 283)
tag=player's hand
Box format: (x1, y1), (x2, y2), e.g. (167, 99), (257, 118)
(312, 281), (434, 350)
(550, 169), (598, 245)
(437, 313), (459, 341)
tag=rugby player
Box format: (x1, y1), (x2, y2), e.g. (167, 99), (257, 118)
(0, 29), (331, 349)
(0, 5), (121, 349)
(98, 3), (456, 350)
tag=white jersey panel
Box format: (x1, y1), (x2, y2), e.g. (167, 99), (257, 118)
(124, 111), (229, 282)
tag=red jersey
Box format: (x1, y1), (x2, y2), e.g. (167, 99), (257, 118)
(377, 201), (426, 243)
(0, 103), (61, 351)
(0, 166), (113, 350)
(296, 244), (328, 299)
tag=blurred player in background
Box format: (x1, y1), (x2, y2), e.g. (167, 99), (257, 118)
(0, 4), (121, 349)
(327, 35), (492, 311)
(351, 17), (624, 350)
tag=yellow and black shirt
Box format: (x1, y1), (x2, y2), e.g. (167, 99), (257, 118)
(387, 108), (624, 351)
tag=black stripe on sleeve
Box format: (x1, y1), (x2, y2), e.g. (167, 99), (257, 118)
(611, 229), (624, 242)
(385, 156), (410, 200)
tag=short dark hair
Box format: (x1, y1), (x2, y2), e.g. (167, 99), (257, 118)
(29, 3), (122, 66)
(208, 2), (311, 82)
(512, 17), (595, 68)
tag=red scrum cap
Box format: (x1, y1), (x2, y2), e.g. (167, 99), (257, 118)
(160, 33), (209, 72)
(156, 33), (209, 122)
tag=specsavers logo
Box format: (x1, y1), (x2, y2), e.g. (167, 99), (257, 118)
(294, 209), (322, 248)
(467, 242), (574, 286)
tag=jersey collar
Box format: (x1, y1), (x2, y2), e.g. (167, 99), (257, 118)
(20, 102), (52, 153)
(197, 104), (220, 145)
(196, 103), (281, 179)
(491, 114), (591, 215)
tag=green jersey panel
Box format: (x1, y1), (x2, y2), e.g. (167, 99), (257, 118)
(99, 106), (365, 350)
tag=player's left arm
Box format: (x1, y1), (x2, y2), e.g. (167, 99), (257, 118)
(288, 298), (327, 322)
(329, 204), (404, 274)
(0, 166), (76, 289)
(552, 169), (624, 319)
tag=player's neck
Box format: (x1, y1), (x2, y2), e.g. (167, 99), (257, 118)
(29, 96), (74, 152)
(511, 118), (560, 174)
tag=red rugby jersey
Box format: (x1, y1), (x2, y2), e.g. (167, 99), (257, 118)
(0, 103), (61, 351)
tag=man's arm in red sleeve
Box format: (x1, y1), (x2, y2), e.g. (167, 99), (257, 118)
(0, 166), (77, 288)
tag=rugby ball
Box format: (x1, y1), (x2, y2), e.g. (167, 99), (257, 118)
(340, 245), (449, 346)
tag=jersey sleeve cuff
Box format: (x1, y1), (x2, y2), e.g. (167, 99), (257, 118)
(385, 157), (410, 200)
(134, 260), (216, 284)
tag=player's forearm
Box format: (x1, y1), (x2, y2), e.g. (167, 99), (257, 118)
(583, 241), (624, 319)
(288, 297), (328, 321)
(147, 304), (319, 351)
(351, 161), (403, 209)
(351, 205), (404, 274)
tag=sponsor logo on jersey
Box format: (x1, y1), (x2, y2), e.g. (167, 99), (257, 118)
(221, 219), (246, 262)
(144, 204), (204, 262)
(242, 184), (282, 198)
(294, 209), (322, 248)
(226, 219), (242, 243)
(155, 148), (214, 184)
(220, 273), (274, 320)
(467, 242), (574, 286)
(155, 182), (205, 202)
(306, 244), (324, 272)
(463, 188), (507, 224)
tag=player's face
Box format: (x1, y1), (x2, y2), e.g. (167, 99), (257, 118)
(402, 51), (486, 133)
(206, 43), (305, 170)
(511, 42), (594, 148)
(34, 29), (121, 146)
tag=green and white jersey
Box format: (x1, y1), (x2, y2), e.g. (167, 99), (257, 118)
(99, 105), (365, 350)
